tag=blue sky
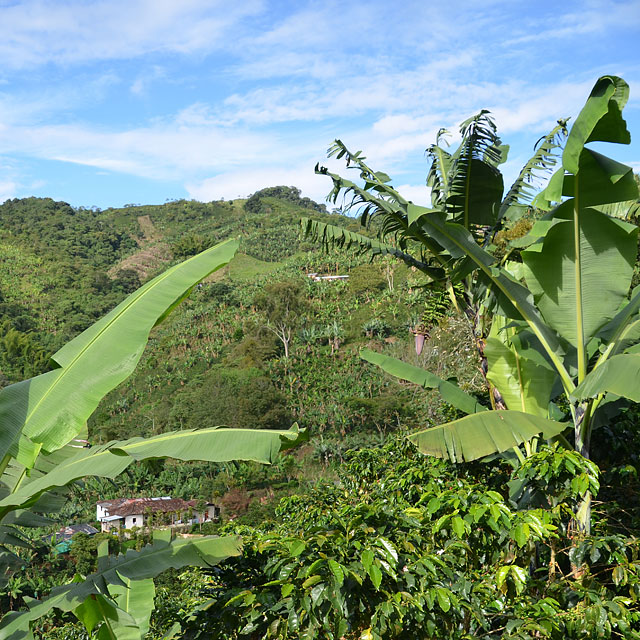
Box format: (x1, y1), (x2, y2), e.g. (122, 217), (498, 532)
(0, 0), (639, 209)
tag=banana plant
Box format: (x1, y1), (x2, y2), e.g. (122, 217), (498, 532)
(0, 237), (306, 637)
(0, 532), (243, 639)
(306, 75), (639, 535)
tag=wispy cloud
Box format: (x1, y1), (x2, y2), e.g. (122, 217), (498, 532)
(0, 115), (277, 180)
(0, 0), (638, 208)
(131, 65), (166, 96)
(0, 178), (17, 202)
(0, 0), (262, 69)
(507, 0), (640, 45)
(187, 164), (325, 202)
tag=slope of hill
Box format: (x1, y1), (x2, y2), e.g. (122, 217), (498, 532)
(0, 186), (478, 524)
(0, 188), (350, 378)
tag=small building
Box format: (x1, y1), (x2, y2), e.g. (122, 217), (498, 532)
(306, 272), (349, 282)
(42, 523), (99, 554)
(96, 497), (219, 532)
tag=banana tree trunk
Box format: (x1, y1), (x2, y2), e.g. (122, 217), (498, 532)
(574, 403), (592, 536)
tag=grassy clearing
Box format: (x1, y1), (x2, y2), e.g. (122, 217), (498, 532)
(227, 253), (284, 280)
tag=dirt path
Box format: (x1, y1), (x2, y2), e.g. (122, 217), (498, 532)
(108, 215), (171, 280)
(136, 215), (161, 245)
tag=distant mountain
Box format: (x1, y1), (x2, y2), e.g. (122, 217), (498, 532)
(0, 187), (359, 384)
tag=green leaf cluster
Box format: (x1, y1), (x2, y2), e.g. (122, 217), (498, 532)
(178, 438), (640, 639)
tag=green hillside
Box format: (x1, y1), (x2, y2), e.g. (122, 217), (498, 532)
(0, 189), (356, 380)
(0, 186), (467, 463)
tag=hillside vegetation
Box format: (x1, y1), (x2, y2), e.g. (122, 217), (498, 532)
(0, 187), (467, 517)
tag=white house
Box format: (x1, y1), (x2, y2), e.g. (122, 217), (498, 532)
(96, 497), (219, 532)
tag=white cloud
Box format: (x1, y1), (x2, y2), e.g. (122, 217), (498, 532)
(0, 72), (122, 125)
(488, 81), (590, 133)
(187, 164), (331, 203)
(0, 70), (632, 207)
(0, 179), (17, 203)
(0, 115), (277, 180)
(372, 114), (434, 138)
(395, 184), (432, 207)
(0, 0), (263, 69)
(507, 1), (640, 45)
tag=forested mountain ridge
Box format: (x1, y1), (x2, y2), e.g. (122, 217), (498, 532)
(0, 188), (358, 382)
(0, 187), (463, 456)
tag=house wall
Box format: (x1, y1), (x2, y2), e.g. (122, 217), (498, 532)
(96, 504), (109, 520)
(125, 514), (144, 529)
(101, 519), (121, 533)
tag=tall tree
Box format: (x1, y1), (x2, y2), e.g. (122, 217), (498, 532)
(254, 280), (309, 359)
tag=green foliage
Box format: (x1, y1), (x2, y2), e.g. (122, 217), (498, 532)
(69, 533), (119, 576)
(348, 263), (387, 298)
(254, 280), (310, 358)
(0, 321), (50, 384)
(174, 438), (640, 639)
(362, 317), (391, 338)
(1, 533), (243, 639)
(345, 392), (412, 436)
(243, 226), (301, 262)
(307, 76), (640, 542)
(0, 239), (239, 464)
(0, 198), (137, 268)
(171, 234), (212, 259)
(170, 367), (293, 431)
(7, 79), (640, 638)
(254, 280), (309, 327)
(244, 186), (326, 215)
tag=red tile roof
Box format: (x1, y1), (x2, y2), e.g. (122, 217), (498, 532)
(99, 497), (196, 517)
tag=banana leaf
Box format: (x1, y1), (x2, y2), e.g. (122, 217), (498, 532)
(521, 206), (637, 351)
(0, 535), (242, 639)
(74, 591), (140, 640)
(446, 111), (505, 227)
(571, 354), (640, 402)
(406, 207), (572, 390)
(499, 120), (568, 219)
(485, 336), (556, 417)
(301, 218), (440, 276)
(360, 348), (486, 415)
(108, 576), (155, 639)
(0, 425), (305, 512)
(409, 411), (569, 462)
(563, 75), (630, 174)
(0, 238), (239, 464)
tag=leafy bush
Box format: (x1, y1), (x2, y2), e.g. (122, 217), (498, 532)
(171, 234), (213, 258)
(348, 263), (387, 298)
(244, 186), (326, 214)
(178, 438), (640, 639)
(362, 317), (391, 338)
(170, 366), (294, 431)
